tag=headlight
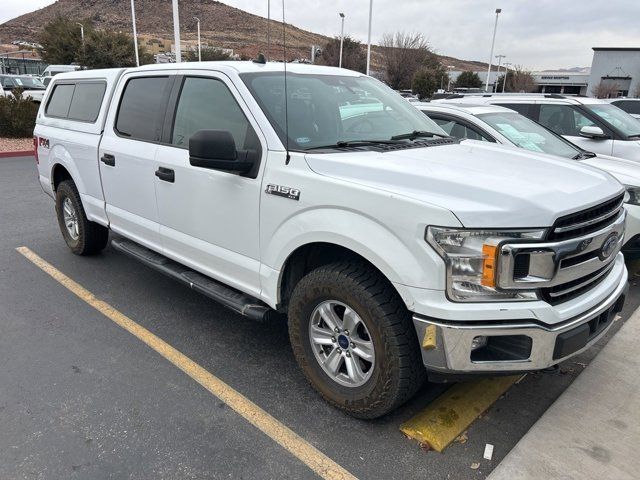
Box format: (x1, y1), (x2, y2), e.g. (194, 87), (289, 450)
(426, 227), (546, 302)
(624, 185), (640, 206)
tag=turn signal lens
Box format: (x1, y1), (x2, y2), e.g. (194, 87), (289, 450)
(481, 244), (498, 287)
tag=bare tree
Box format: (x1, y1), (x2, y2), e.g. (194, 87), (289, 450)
(633, 83), (640, 99)
(592, 80), (620, 99)
(503, 66), (536, 93)
(380, 32), (436, 90)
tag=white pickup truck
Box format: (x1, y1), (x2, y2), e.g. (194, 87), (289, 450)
(34, 62), (628, 418)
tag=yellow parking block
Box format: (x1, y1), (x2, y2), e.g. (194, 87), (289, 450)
(400, 376), (518, 452)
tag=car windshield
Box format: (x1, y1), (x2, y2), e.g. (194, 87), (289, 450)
(584, 103), (640, 139)
(240, 72), (446, 151)
(14, 76), (46, 89)
(477, 111), (580, 159)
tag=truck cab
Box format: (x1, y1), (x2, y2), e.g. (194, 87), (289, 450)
(34, 63), (628, 418)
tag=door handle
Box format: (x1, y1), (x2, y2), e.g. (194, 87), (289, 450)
(101, 153), (115, 166)
(155, 167), (175, 183)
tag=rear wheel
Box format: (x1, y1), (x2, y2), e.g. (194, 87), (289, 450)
(55, 180), (109, 255)
(288, 262), (426, 418)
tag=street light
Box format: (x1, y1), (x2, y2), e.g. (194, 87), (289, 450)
(76, 22), (84, 45)
(485, 8), (501, 92)
(447, 65), (455, 91)
(130, 0), (139, 66)
(194, 17), (201, 62)
(172, 0), (182, 63)
(494, 54), (505, 92)
(366, 0), (373, 75)
(502, 62), (512, 93)
(338, 13), (345, 68)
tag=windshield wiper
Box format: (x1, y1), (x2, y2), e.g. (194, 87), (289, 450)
(572, 151), (597, 160)
(305, 139), (404, 150)
(390, 130), (449, 140)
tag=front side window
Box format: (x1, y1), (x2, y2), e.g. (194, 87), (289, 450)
(477, 111), (579, 158)
(115, 76), (170, 141)
(539, 104), (596, 136)
(171, 77), (259, 151)
(240, 72), (446, 151)
(429, 115), (490, 142)
(584, 103), (640, 138)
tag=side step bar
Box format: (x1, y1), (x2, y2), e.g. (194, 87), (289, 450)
(111, 238), (275, 322)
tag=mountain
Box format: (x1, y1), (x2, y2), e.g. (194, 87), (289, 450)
(0, 0), (486, 70)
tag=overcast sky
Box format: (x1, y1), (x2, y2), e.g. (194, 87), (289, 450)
(2, 0), (639, 70)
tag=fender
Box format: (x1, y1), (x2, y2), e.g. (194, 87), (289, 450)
(260, 207), (451, 307)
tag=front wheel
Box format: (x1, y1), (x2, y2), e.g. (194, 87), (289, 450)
(288, 262), (426, 418)
(55, 180), (109, 255)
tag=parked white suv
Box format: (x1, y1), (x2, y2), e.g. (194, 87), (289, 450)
(416, 102), (640, 255)
(438, 94), (640, 161)
(34, 63), (628, 418)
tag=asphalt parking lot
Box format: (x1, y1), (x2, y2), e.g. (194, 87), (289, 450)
(2, 154), (639, 480)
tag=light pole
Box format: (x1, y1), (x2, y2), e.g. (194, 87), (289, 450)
(447, 65), (454, 91)
(130, 0), (140, 66)
(485, 8), (501, 92)
(76, 23), (84, 45)
(172, 0), (182, 63)
(502, 62), (511, 93)
(338, 13), (345, 68)
(494, 54), (505, 92)
(194, 17), (201, 61)
(366, 0), (373, 75)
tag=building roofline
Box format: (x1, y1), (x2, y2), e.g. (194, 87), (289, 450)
(592, 47), (640, 52)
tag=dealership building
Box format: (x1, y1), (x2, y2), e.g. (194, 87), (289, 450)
(587, 47), (640, 97)
(447, 70), (589, 95)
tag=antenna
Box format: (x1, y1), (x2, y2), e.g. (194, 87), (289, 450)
(282, 0), (290, 164)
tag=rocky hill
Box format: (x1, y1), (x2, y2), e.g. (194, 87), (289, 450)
(0, 0), (486, 70)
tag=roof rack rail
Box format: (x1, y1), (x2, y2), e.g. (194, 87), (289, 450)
(445, 94), (465, 99)
(544, 94), (567, 99)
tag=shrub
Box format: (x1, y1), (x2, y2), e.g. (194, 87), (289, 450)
(0, 89), (39, 138)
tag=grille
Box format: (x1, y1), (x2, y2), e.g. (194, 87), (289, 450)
(548, 194), (624, 241)
(541, 263), (614, 305)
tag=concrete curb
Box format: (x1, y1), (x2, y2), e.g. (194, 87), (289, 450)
(0, 151), (34, 158)
(488, 306), (640, 480)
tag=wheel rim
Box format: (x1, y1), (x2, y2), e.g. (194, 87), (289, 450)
(62, 197), (79, 240)
(309, 300), (375, 388)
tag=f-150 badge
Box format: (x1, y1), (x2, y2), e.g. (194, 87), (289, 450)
(265, 184), (300, 201)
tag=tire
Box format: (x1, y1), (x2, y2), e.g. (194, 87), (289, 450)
(288, 262), (426, 419)
(55, 180), (109, 255)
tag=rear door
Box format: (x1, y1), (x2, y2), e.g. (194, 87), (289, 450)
(99, 73), (175, 251)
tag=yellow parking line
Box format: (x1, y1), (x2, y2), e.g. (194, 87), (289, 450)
(400, 376), (518, 452)
(16, 246), (356, 480)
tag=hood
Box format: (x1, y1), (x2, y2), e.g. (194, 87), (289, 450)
(305, 142), (624, 228)
(581, 153), (640, 187)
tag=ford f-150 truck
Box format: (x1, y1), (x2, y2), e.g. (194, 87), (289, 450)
(34, 62), (628, 418)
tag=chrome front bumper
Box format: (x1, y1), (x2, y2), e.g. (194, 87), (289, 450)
(412, 268), (628, 374)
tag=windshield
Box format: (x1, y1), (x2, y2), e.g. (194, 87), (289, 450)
(477, 111), (580, 159)
(584, 103), (640, 139)
(14, 76), (46, 89)
(240, 72), (446, 151)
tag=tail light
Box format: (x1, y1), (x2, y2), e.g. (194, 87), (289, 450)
(33, 136), (39, 164)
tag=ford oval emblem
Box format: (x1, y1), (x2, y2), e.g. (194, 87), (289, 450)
(599, 233), (618, 260)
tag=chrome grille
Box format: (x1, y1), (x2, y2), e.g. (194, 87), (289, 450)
(497, 195), (625, 306)
(548, 194), (624, 241)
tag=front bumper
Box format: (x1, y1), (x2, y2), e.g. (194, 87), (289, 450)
(411, 265), (628, 374)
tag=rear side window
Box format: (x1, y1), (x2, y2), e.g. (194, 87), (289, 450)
(45, 82), (106, 122)
(115, 76), (170, 142)
(67, 83), (106, 122)
(45, 84), (75, 118)
(612, 100), (640, 115)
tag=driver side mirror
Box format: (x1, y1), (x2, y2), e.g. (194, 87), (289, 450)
(579, 125), (609, 140)
(189, 130), (255, 174)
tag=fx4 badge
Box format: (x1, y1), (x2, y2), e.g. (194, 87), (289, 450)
(265, 184), (300, 201)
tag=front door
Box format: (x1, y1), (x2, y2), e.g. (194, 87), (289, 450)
(154, 73), (266, 297)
